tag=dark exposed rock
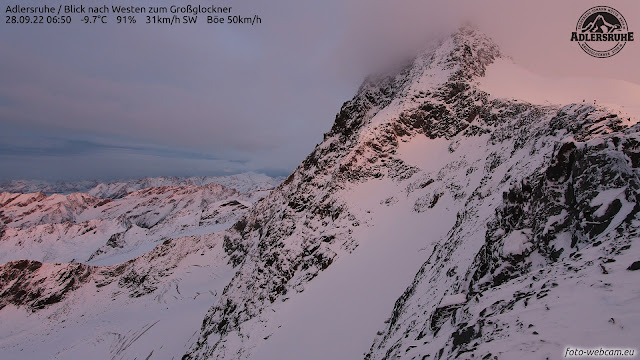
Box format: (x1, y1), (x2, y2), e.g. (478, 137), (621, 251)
(0, 260), (91, 311)
(471, 128), (640, 293)
(627, 261), (640, 271)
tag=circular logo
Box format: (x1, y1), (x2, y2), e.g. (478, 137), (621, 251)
(571, 6), (634, 58)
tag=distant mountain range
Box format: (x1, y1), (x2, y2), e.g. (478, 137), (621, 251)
(0, 172), (282, 198)
(0, 173), (282, 266)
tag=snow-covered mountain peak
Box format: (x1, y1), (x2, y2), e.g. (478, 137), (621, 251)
(322, 27), (508, 156)
(184, 28), (640, 360)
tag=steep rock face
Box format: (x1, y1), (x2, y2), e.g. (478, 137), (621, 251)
(189, 28), (640, 356)
(0, 260), (92, 311)
(183, 66), (421, 355)
(472, 114), (639, 291)
(182, 65), (402, 360)
(365, 99), (640, 358)
(182, 27), (512, 359)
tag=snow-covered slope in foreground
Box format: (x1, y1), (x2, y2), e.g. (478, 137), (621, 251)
(0, 234), (234, 360)
(1, 27), (640, 360)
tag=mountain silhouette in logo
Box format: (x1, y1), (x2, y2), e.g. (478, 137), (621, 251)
(581, 13), (622, 33)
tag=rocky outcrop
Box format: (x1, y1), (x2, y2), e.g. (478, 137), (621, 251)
(366, 98), (640, 360)
(183, 26), (519, 360)
(0, 260), (91, 311)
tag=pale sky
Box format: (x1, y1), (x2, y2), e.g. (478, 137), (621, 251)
(1, 0), (638, 181)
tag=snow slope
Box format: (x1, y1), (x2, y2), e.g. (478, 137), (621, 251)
(250, 178), (458, 360)
(0, 233), (234, 360)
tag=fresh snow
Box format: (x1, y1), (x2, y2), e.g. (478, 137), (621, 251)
(251, 177), (458, 360)
(438, 293), (467, 308)
(0, 235), (235, 360)
(502, 229), (532, 256)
